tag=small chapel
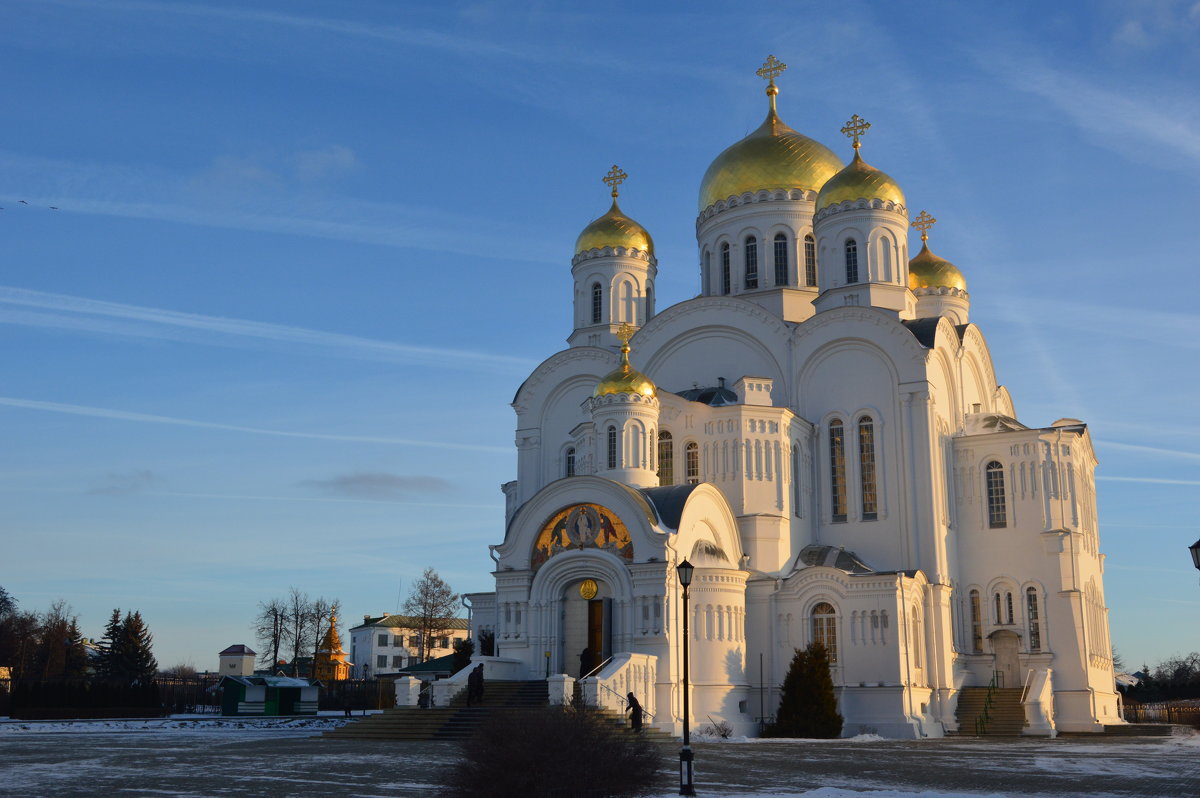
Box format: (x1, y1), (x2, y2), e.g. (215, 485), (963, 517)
(463, 56), (1118, 738)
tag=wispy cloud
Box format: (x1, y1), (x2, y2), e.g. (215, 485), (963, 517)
(1095, 441), (1200, 462)
(300, 472), (452, 500)
(0, 396), (508, 453)
(1098, 475), (1200, 487)
(0, 286), (536, 372)
(993, 297), (1200, 350)
(87, 469), (158, 495)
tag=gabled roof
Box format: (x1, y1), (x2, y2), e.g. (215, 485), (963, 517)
(351, 614), (470, 632)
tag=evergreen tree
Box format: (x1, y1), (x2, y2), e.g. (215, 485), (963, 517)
(453, 636), (475, 674)
(96, 608), (124, 678)
(117, 611), (157, 682)
(765, 641), (843, 738)
(64, 618), (90, 678)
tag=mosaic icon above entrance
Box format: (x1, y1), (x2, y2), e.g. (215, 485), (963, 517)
(532, 503), (633, 571)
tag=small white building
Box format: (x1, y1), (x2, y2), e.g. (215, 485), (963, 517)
(348, 614), (469, 678)
(218, 644), (256, 676)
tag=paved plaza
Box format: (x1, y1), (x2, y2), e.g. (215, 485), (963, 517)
(1, 726), (1197, 797)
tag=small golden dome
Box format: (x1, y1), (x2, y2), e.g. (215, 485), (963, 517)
(908, 242), (967, 292)
(575, 198), (654, 256)
(595, 325), (656, 398)
(816, 149), (906, 212)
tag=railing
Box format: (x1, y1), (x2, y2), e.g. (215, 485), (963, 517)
(578, 653), (657, 724)
(1123, 702), (1200, 727)
(596, 680), (655, 722)
(582, 657), (612, 681)
(974, 670), (1000, 736)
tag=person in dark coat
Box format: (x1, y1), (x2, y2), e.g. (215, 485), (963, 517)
(579, 646), (595, 679)
(625, 692), (643, 732)
(466, 663), (485, 706)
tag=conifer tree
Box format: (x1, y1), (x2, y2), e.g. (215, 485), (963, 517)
(118, 611), (158, 682)
(64, 618), (90, 678)
(766, 641), (843, 738)
(96, 608), (124, 678)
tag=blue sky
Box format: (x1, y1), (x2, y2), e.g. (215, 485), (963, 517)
(1, 0), (1198, 672)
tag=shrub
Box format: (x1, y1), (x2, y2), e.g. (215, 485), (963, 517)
(443, 706), (664, 798)
(765, 641), (843, 739)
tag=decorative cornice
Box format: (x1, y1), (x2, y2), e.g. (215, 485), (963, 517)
(572, 247), (656, 267)
(696, 188), (818, 228)
(813, 198), (908, 224)
(913, 286), (969, 299)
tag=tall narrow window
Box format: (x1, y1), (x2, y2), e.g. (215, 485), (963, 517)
(811, 602), (838, 664)
(773, 233), (788, 286)
(591, 282), (603, 325)
(858, 416), (878, 520)
(845, 239), (859, 284)
(645, 285), (653, 320)
(1026, 588), (1041, 652)
(969, 589), (983, 653)
(880, 235), (892, 282)
(804, 234), (817, 286)
(744, 236), (758, 289)
(721, 243), (731, 294)
(986, 461), (1007, 528)
(829, 420), (847, 522)
(911, 608), (923, 668)
(606, 425), (617, 470)
(1005, 591), (1014, 625)
(685, 441), (699, 484)
(565, 447), (576, 478)
(994, 592), (1003, 624)
(703, 251), (711, 294)
(657, 431), (674, 486)
(792, 443), (802, 517)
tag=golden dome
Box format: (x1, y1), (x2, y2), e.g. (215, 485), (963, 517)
(908, 242), (967, 292)
(575, 198), (654, 256)
(816, 149), (906, 211)
(595, 325), (656, 398)
(698, 105), (843, 213)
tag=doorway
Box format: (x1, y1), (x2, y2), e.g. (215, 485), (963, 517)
(991, 630), (1021, 688)
(562, 581), (612, 678)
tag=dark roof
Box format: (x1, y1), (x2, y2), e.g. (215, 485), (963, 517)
(673, 383), (738, 406)
(352, 615), (470, 631)
(639, 484), (700, 530)
(901, 318), (970, 348)
(794, 545), (874, 574)
(401, 653), (459, 676)
(219, 644), (256, 656)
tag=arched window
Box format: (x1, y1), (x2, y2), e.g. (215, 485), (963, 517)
(911, 606), (923, 668)
(804, 234), (817, 286)
(811, 602), (838, 664)
(969, 589), (983, 653)
(591, 282), (603, 325)
(773, 233), (788, 286)
(986, 461), (1007, 528)
(1005, 591), (1014, 625)
(880, 235), (892, 282)
(829, 420), (847, 522)
(685, 441), (699, 484)
(621, 281), (635, 325)
(703, 251), (711, 294)
(744, 236), (758, 289)
(645, 285), (653, 320)
(606, 425), (617, 470)
(565, 447), (576, 478)
(657, 431), (674, 485)
(844, 238), (859, 284)
(792, 443), (802, 517)
(720, 243), (731, 295)
(858, 416), (878, 520)
(1026, 588), (1041, 652)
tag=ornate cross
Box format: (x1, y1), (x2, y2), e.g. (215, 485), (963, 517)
(603, 164), (627, 198)
(911, 210), (937, 241)
(840, 114), (871, 149)
(616, 322), (635, 349)
(756, 54), (787, 86)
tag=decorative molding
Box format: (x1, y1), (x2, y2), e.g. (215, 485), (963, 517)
(696, 188), (818, 227)
(572, 247), (656, 266)
(813, 199), (908, 223)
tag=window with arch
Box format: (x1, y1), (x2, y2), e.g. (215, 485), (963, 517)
(1005, 591), (1014, 625)
(803, 234), (817, 286)
(858, 416), (878, 520)
(773, 233), (788, 286)
(720, 243), (731, 294)
(685, 441), (699, 484)
(844, 238), (859, 284)
(703, 251), (710, 293)
(792, 443), (802, 517)
(591, 282), (603, 325)
(911, 606), (923, 668)
(811, 602), (838, 664)
(1026, 587), (1041, 652)
(744, 236), (758, 289)
(881, 235), (893, 282)
(565, 447), (576, 478)
(986, 461), (1007, 528)
(606, 425), (617, 470)
(657, 430), (674, 486)
(829, 420), (847, 522)
(969, 589), (983, 653)
(645, 285), (653, 320)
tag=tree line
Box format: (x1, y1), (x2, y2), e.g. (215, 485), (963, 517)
(254, 587), (339, 674)
(1123, 651), (1200, 703)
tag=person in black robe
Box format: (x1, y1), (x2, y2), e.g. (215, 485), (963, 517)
(626, 692), (643, 732)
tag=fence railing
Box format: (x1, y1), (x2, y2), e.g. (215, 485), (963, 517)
(1122, 703), (1200, 727)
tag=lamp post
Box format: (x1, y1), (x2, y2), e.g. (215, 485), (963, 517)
(676, 558), (696, 796)
(1190, 539), (1200, 583)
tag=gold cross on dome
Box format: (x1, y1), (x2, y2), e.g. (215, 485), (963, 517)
(840, 114), (871, 149)
(756, 54), (787, 85)
(616, 322), (636, 348)
(602, 165), (627, 198)
(911, 210), (937, 241)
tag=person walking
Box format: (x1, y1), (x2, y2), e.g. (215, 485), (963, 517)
(625, 692), (643, 733)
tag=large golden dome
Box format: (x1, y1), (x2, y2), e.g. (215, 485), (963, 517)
(908, 243), (967, 292)
(575, 198), (654, 256)
(698, 106), (843, 213)
(595, 325), (656, 398)
(816, 150), (906, 212)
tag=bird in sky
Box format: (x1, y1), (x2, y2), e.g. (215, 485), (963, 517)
(49, 206), (58, 210)
(18, 200), (28, 204)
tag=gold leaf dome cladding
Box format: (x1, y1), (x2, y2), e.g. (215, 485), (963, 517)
(575, 199), (655, 256)
(816, 150), (906, 211)
(698, 107), (844, 213)
(595, 325), (656, 398)
(908, 243), (967, 292)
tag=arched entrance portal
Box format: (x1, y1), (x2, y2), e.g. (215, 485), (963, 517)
(563, 578), (611, 679)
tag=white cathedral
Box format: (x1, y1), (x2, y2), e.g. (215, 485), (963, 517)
(463, 57), (1118, 738)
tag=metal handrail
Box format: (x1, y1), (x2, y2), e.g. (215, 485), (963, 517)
(581, 656), (613, 681)
(1019, 668), (1034, 703)
(595, 680), (655, 722)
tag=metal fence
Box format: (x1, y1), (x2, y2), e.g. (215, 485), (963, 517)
(1123, 702), (1200, 727)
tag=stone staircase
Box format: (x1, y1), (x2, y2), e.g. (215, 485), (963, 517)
(955, 687), (1026, 736)
(323, 680), (675, 742)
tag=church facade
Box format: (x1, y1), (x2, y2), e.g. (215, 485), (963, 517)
(464, 57), (1118, 738)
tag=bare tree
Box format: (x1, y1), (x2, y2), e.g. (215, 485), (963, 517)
(254, 598), (287, 670)
(402, 568), (459, 662)
(308, 597), (337, 663)
(285, 587), (314, 676)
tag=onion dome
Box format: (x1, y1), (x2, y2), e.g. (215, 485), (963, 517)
(595, 324), (656, 398)
(816, 114), (905, 212)
(698, 55), (843, 213)
(575, 165), (654, 256)
(907, 210), (967, 292)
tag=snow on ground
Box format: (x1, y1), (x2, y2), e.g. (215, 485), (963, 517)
(654, 791), (1010, 798)
(0, 714), (355, 736)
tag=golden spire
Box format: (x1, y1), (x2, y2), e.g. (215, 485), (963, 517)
(603, 165), (628, 198)
(840, 114), (871, 152)
(911, 209), (937, 243)
(757, 54), (787, 112)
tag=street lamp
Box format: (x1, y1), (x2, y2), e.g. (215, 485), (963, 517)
(676, 558), (696, 796)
